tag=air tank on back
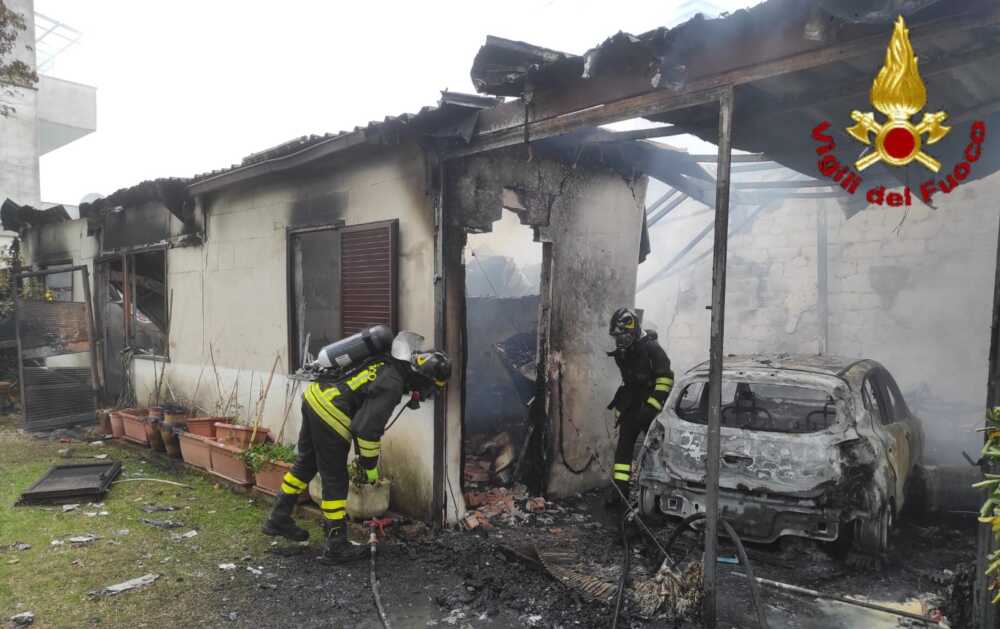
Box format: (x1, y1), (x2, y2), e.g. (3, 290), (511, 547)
(310, 325), (394, 372)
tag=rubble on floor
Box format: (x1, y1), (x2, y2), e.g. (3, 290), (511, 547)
(140, 518), (184, 529)
(463, 431), (517, 487)
(92, 573), (159, 597)
(630, 557), (705, 620)
(462, 484), (553, 529)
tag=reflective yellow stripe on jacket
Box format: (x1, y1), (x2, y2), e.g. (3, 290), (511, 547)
(655, 376), (674, 393)
(356, 436), (381, 458)
(305, 382), (353, 441)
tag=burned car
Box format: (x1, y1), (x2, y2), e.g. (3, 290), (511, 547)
(638, 355), (924, 555)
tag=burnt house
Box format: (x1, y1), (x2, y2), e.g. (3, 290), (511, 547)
(4, 90), (691, 521)
(8, 2), (1000, 582)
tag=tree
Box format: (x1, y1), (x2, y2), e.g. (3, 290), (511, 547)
(0, 0), (38, 118)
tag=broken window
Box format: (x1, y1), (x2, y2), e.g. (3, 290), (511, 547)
(676, 380), (838, 433)
(862, 376), (889, 425)
(126, 250), (168, 356)
(880, 371), (910, 422)
(287, 220), (398, 370)
(102, 250), (168, 361)
(128, 250), (168, 356)
(43, 266), (73, 302)
(289, 226), (342, 369)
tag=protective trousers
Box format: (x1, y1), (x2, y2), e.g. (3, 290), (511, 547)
(612, 400), (655, 501)
(279, 402), (350, 527)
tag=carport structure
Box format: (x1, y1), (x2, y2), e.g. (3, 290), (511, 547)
(433, 0), (1000, 625)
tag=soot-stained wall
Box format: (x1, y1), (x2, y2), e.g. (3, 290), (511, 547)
(448, 150), (648, 496)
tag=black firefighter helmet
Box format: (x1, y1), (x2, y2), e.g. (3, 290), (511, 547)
(412, 350), (452, 387)
(609, 307), (641, 350)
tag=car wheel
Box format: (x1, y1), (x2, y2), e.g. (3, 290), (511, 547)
(638, 486), (658, 518)
(854, 505), (890, 556)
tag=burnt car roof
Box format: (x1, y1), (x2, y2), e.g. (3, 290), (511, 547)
(686, 354), (869, 377)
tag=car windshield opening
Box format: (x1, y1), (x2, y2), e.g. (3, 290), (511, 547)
(675, 380), (837, 433)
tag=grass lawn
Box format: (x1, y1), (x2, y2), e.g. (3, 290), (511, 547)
(0, 417), (321, 628)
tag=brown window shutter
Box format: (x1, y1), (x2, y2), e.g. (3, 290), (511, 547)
(340, 220), (398, 336)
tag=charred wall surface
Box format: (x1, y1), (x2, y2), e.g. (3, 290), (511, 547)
(447, 149), (648, 496)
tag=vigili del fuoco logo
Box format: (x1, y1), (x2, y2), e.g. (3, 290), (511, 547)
(810, 16), (986, 207)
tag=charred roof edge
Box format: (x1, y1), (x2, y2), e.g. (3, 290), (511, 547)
(187, 129), (368, 196)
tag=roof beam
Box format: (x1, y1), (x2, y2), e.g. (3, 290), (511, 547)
(454, 4), (1000, 160)
(585, 126), (686, 143)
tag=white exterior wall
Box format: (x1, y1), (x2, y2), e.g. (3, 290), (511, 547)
(128, 142), (441, 519)
(0, 0), (40, 215)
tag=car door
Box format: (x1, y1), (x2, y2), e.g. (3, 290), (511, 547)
(881, 371), (923, 471)
(871, 369), (912, 507)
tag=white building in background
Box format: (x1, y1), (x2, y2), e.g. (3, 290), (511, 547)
(0, 0), (96, 249)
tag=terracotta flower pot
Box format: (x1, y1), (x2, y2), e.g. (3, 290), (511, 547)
(185, 416), (232, 439)
(109, 411), (125, 439)
(209, 442), (254, 486)
(254, 460), (293, 496)
(215, 423), (269, 450)
(97, 410), (112, 435)
(160, 426), (182, 459)
(163, 412), (186, 427)
(147, 418), (165, 452)
(178, 432), (213, 470)
(120, 409), (150, 446)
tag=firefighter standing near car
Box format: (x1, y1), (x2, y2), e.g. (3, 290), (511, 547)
(261, 327), (451, 564)
(605, 307), (674, 509)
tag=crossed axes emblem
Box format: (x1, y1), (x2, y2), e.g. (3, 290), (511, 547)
(847, 110), (950, 172)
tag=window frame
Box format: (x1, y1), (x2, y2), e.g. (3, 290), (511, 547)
(96, 245), (170, 362)
(861, 371), (892, 425)
(285, 221), (344, 373)
(41, 260), (75, 302)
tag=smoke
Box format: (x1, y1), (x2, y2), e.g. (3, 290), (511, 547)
(465, 208), (543, 298)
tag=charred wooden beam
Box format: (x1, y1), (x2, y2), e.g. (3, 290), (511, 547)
(457, 4), (1000, 160)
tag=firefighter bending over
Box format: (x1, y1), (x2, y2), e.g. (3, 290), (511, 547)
(605, 307), (674, 509)
(262, 328), (451, 564)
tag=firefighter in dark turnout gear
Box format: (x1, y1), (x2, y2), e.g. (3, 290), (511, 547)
(605, 307), (674, 509)
(262, 331), (451, 564)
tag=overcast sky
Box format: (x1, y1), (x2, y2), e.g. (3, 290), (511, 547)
(35, 0), (755, 206)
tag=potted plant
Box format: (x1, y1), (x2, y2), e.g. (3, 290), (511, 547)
(241, 442), (297, 496)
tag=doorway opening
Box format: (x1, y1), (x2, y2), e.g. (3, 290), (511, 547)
(462, 208), (543, 492)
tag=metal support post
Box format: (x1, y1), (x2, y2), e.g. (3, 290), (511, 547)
(703, 86), (734, 629)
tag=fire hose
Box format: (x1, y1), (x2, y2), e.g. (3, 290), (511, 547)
(368, 518), (394, 629)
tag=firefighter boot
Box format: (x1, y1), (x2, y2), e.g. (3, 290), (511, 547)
(319, 522), (367, 565)
(262, 493), (309, 542)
